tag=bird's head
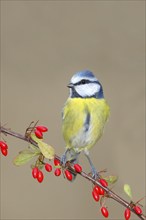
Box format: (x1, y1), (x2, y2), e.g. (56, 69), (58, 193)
(68, 70), (104, 99)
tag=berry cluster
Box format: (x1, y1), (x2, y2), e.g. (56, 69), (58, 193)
(53, 159), (82, 180)
(0, 141), (8, 156)
(32, 167), (44, 183)
(124, 205), (143, 220)
(34, 126), (48, 139)
(54, 158), (62, 177)
(91, 179), (109, 218)
(32, 163), (53, 183)
(31, 157), (82, 183)
(91, 178), (143, 219)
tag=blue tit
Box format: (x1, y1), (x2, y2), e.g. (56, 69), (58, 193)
(61, 70), (110, 180)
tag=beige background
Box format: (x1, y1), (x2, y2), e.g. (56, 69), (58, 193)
(0, 1), (145, 219)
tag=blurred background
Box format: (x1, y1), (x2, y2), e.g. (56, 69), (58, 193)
(0, 1), (145, 219)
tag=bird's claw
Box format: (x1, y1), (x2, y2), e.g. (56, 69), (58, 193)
(60, 154), (67, 166)
(91, 167), (100, 180)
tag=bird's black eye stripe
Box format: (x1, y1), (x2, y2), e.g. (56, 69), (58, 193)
(74, 80), (98, 86)
(80, 79), (86, 84)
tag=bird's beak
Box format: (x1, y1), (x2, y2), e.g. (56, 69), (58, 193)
(67, 83), (73, 88)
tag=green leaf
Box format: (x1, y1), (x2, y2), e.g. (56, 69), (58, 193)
(124, 184), (132, 199)
(37, 142), (55, 159)
(29, 144), (41, 153)
(30, 133), (55, 159)
(13, 149), (40, 166)
(104, 175), (118, 185)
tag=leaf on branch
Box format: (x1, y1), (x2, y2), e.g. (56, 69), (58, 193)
(13, 149), (40, 166)
(30, 134), (55, 160)
(124, 184), (132, 199)
(29, 144), (41, 153)
(37, 142), (55, 160)
(104, 175), (118, 185)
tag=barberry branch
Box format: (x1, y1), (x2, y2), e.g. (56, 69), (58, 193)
(0, 125), (145, 220)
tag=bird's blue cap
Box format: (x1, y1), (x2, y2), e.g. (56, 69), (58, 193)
(70, 70), (98, 84)
(75, 70), (96, 79)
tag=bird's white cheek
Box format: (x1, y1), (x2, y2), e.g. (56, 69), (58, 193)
(76, 84), (100, 97)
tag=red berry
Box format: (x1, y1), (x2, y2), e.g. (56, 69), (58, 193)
(0, 141), (8, 149)
(54, 168), (61, 176)
(92, 189), (100, 202)
(101, 207), (109, 218)
(45, 163), (52, 172)
(54, 158), (60, 166)
(124, 208), (131, 220)
(74, 164), (82, 173)
(1, 148), (8, 156)
(134, 206), (142, 215)
(32, 167), (39, 179)
(36, 126), (48, 133)
(37, 170), (44, 183)
(35, 129), (43, 139)
(64, 169), (73, 181)
(99, 179), (108, 187)
(99, 187), (105, 195)
(93, 185), (100, 194)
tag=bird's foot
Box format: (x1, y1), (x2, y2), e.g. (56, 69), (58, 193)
(91, 166), (100, 180)
(60, 153), (67, 166)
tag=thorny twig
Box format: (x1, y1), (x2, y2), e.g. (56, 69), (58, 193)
(0, 126), (145, 220)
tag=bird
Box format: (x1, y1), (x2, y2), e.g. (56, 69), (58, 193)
(61, 70), (110, 180)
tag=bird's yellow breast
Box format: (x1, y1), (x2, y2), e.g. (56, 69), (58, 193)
(62, 98), (110, 152)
